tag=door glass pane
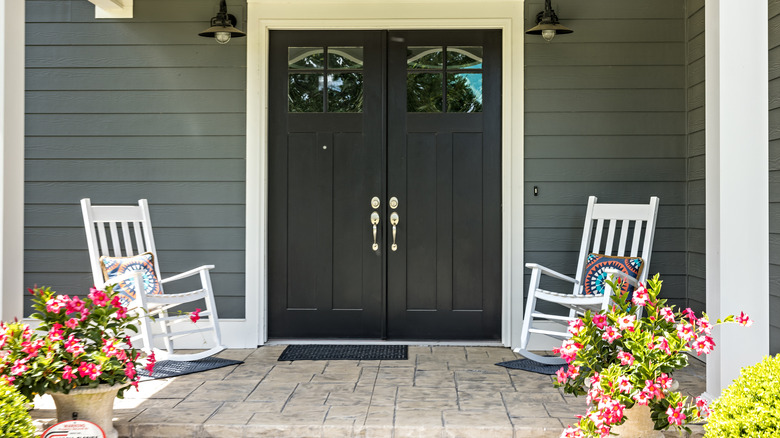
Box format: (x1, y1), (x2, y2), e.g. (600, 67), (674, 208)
(447, 46), (483, 69)
(447, 73), (482, 113)
(288, 47), (325, 69)
(407, 73), (443, 112)
(407, 47), (443, 69)
(289, 74), (324, 112)
(328, 47), (364, 69)
(328, 73), (363, 112)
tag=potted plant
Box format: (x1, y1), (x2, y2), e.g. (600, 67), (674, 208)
(0, 285), (155, 438)
(554, 274), (753, 438)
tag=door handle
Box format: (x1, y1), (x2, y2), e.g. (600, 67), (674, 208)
(390, 212), (399, 251)
(370, 211), (380, 251)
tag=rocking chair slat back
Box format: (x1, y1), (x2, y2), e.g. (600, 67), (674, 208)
(573, 196), (659, 295)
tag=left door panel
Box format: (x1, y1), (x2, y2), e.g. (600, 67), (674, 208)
(268, 31), (385, 338)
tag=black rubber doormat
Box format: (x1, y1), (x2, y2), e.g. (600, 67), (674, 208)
(495, 359), (567, 376)
(139, 357), (243, 379)
(278, 344), (408, 361)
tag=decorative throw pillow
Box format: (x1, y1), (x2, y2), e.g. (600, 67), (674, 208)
(99, 252), (162, 305)
(582, 253), (644, 297)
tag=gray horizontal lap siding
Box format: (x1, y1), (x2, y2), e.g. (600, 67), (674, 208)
(686, 0), (705, 315)
(770, 0), (780, 355)
(523, 0), (687, 309)
(24, 0), (247, 318)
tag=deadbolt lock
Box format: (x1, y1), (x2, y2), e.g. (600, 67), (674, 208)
(389, 197), (399, 209)
(371, 197), (381, 209)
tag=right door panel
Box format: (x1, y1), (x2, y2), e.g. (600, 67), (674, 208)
(386, 30), (502, 340)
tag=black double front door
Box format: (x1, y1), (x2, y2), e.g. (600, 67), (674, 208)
(268, 30), (501, 340)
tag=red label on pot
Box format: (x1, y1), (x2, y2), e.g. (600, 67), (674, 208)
(42, 420), (106, 438)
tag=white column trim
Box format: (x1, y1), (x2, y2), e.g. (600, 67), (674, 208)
(245, 0), (525, 346)
(1, 0), (25, 321)
(705, 0), (770, 396)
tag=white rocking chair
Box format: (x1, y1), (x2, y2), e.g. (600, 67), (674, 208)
(81, 198), (225, 361)
(517, 196), (660, 365)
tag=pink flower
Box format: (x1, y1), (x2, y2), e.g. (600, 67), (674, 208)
(682, 307), (696, 322)
(659, 307), (675, 323)
(48, 323), (64, 342)
(109, 295), (123, 308)
(66, 296), (85, 314)
(656, 373), (673, 390)
(560, 426), (585, 438)
(64, 334), (86, 356)
(695, 396), (711, 418)
(616, 375), (633, 393)
(697, 317), (712, 335)
(601, 326), (622, 344)
(556, 367), (567, 384)
(653, 337), (671, 355)
(617, 351), (635, 366)
(632, 285), (649, 306)
(145, 351), (156, 374)
(10, 360), (28, 376)
(666, 403), (686, 426)
(78, 362), (101, 380)
(21, 339), (45, 357)
(567, 364), (581, 379)
(692, 335), (715, 355)
(88, 288), (109, 307)
(101, 338), (119, 357)
(554, 340), (582, 364)
(632, 389), (651, 405)
(45, 296), (68, 313)
(592, 314), (607, 330)
(568, 318), (585, 335)
(62, 365), (75, 382)
(736, 311), (753, 327)
(65, 317), (79, 329)
(124, 362), (137, 380)
(616, 315), (636, 331)
(189, 308), (202, 323)
(115, 305), (128, 319)
(676, 323), (695, 342)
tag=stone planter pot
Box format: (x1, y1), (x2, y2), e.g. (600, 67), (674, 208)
(611, 404), (664, 438)
(49, 383), (127, 438)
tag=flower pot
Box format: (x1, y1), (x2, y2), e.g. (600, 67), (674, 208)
(49, 383), (126, 438)
(611, 404), (664, 438)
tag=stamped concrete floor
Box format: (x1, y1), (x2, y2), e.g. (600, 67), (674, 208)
(31, 345), (706, 437)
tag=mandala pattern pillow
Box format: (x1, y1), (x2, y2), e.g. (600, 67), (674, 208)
(99, 252), (162, 305)
(582, 253), (644, 297)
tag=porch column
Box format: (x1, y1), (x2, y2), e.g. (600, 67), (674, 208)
(0, 0), (25, 320)
(705, 0), (769, 396)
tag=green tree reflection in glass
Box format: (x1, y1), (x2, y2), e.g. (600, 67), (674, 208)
(328, 73), (364, 112)
(289, 74), (324, 112)
(447, 73), (482, 113)
(407, 73), (443, 112)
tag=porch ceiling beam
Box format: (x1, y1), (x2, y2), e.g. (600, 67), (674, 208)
(88, 0), (133, 19)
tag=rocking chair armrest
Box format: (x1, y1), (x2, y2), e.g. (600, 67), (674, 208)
(524, 263), (579, 285)
(160, 265), (215, 284)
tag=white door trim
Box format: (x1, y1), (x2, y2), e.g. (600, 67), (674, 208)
(245, 1), (525, 346)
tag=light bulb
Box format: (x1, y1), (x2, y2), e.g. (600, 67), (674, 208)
(215, 31), (231, 44)
(542, 29), (556, 42)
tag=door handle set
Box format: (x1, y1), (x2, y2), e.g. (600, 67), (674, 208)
(369, 196), (400, 252)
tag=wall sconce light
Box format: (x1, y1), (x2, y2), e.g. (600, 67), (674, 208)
(525, 0), (573, 42)
(198, 0), (246, 44)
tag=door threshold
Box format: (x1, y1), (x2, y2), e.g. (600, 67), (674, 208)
(266, 339), (505, 347)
